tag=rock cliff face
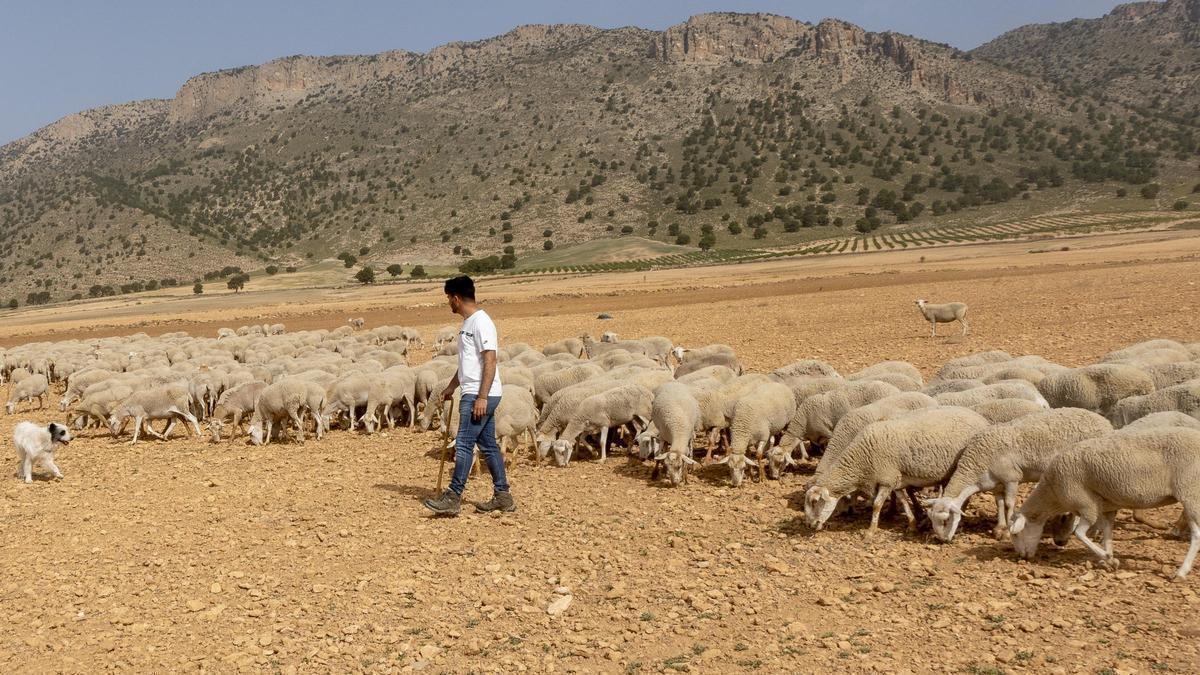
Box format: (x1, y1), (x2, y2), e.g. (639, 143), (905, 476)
(647, 13), (812, 62)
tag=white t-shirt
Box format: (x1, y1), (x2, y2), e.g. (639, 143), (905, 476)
(457, 309), (503, 397)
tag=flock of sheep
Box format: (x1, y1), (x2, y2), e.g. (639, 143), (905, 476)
(4, 321), (1200, 578)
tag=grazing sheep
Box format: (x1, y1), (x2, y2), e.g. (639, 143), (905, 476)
(551, 384), (653, 466)
(1143, 362), (1200, 390)
(921, 379), (985, 397)
(671, 343), (735, 366)
(107, 384), (201, 445)
(321, 374), (372, 431)
(542, 337), (585, 359)
(914, 299), (969, 337)
(676, 365), (739, 385)
(217, 327), (237, 340)
(13, 421), (72, 483)
(780, 380), (901, 458)
(534, 379), (622, 461)
(1123, 411), (1200, 432)
(771, 359), (841, 381)
(820, 392), (939, 466)
(207, 381), (268, 442)
(434, 325), (458, 349)
(601, 332), (620, 343)
(1036, 364), (1155, 414)
(718, 381), (796, 485)
(1108, 381), (1200, 428)
(673, 352), (743, 379)
(6, 374), (50, 414)
(534, 364), (604, 407)
(59, 369), (116, 411)
(348, 318), (366, 331)
(927, 408), (1113, 542)
(935, 380), (1048, 408)
(804, 407), (990, 534)
(968, 398), (1047, 424)
(849, 361), (922, 385)
(1010, 427), (1200, 579)
(692, 374), (771, 460)
(268, 323), (285, 336)
(935, 351), (1012, 379)
(494, 385), (538, 468)
(248, 379), (320, 445)
(648, 382), (702, 486)
(70, 385), (134, 430)
(362, 369), (418, 432)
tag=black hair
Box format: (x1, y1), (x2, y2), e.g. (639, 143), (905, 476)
(444, 275), (475, 300)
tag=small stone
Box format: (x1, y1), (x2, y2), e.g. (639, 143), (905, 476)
(547, 595), (573, 616)
(186, 600), (205, 613)
(419, 645), (441, 660)
(210, 583), (222, 594)
(817, 596), (837, 607)
(874, 582), (896, 594)
(785, 621), (807, 636)
(485, 564), (501, 573)
(554, 586), (571, 595)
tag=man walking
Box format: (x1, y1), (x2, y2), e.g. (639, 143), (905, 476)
(423, 275), (516, 516)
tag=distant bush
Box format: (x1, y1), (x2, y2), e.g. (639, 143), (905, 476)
(386, 264), (404, 277)
(226, 274), (248, 293)
(265, 265), (279, 275)
(1141, 183), (1161, 199)
(543, 240), (554, 251)
(193, 282), (203, 295)
(355, 267), (376, 284)
(410, 265), (427, 278)
(1174, 200), (1190, 211)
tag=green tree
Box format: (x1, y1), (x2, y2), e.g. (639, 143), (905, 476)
(193, 282), (203, 295)
(227, 274), (248, 293)
(410, 265), (427, 278)
(386, 264), (404, 277)
(355, 267), (376, 284)
(1174, 200), (1190, 211)
(7, 299), (16, 310)
(265, 265), (279, 275)
(543, 240), (554, 251)
(342, 255), (358, 269)
(698, 233), (716, 251)
(1141, 183), (1161, 199)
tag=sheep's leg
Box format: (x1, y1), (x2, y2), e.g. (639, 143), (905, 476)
(754, 441), (767, 482)
(1176, 516), (1200, 579)
(155, 419), (174, 440)
(960, 316), (970, 336)
(999, 481), (1020, 538)
(500, 437), (511, 469)
(893, 490), (917, 532)
(1100, 512), (1116, 557)
(129, 416), (144, 445)
(179, 410), (201, 438)
(994, 492), (1008, 538)
(703, 429), (719, 463)
(289, 408), (305, 443)
(599, 427), (608, 464)
(930, 320), (936, 338)
(21, 454), (33, 483)
(867, 485), (890, 537)
(1072, 517), (1116, 569)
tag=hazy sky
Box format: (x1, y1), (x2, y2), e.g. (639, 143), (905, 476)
(1, 0), (1122, 145)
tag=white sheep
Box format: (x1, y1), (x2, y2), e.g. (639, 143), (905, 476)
(770, 359), (841, 381)
(805, 407), (990, 535)
(914, 299), (969, 337)
(600, 331), (620, 343)
(968, 398), (1047, 424)
(348, 318), (366, 331)
(362, 369), (418, 432)
(533, 363), (604, 407)
(1010, 427), (1200, 579)
(13, 421), (72, 483)
(716, 381), (795, 485)
(107, 384), (201, 444)
(921, 379), (985, 397)
(6, 374), (49, 414)
(551, 384), (653, 466)
(1036, 364), (1155, 414)
(59, 368), (116, 411)
(935, 351), (1011, 380)
(534, 379), (622, 461)
(494, 385), (538, 468)
(1108, 380), (1200, 428)
(207, 381), (268, 442)
(935, 380), (1048, 408)
(248, 378), (323, 445)
(321, 373), (372, 431)
(926, 408), (1112, 542)
(648, 382), (701, 486)
(673, 352), (743, 379)
(780, 380), (900, 459)
(1143, 362), (1200, 389)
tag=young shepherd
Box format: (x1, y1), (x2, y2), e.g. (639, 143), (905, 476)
(1010, 427), (1200, 579)
(13, 421), (72, 483)
(914, 299), (969, 337)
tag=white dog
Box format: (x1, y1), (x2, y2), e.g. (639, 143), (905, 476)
(13, 421), (71, 483)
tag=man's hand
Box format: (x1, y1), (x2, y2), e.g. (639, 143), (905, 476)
(472, 397), (487, 422)
(441, 385), (455, 402)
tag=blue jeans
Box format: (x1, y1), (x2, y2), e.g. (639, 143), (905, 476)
(448, 394), (508, 496)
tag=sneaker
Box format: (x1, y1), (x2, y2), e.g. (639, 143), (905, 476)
(474, 491), (517, 513)
(423, 489), (461, 516)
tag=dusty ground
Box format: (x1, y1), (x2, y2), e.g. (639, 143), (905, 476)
(3, 228), (1200, 674)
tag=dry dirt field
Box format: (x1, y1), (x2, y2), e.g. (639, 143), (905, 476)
(3, 229), (1200, 674)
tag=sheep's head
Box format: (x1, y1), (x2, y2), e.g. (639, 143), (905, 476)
(713, 453), (756, 487)
(765, 444), (796, 480)
(670, 346), (685, 364)
(1008, 514), (1046, 560)
(535, 435), (553, 461)
(654, 449), (696, 486)
(106, 410), (126, 434)
(1048, 514), (1076, 548)
(914, 298), (927, 309)
(551, 439), (573, 467)
(247, 421), (265, 446)
(636, 430), (660, 461)
(925, 497), (964, 543)
(58, 396), (71, 412)
(4, 402), (14, 415)
(804, 485), (840, 530)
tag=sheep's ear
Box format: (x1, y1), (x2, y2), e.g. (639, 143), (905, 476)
(1009, 515), (1026, 535)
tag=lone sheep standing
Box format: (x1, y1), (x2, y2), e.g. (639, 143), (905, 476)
(915, 299), (969, 337)
(13, 421), (72, 483)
